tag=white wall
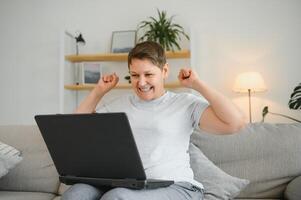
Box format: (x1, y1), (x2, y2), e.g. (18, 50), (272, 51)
(0, 0), (300, 125)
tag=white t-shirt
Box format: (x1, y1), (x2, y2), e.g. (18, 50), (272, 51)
(96, 91), (209, 189)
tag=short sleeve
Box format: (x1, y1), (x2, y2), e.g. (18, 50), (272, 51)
(95, 104), (109, 113)
(95, 94), (131, 113)
(188, 94), (209, 128)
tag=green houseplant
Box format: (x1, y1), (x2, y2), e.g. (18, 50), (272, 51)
(262, 83), (301, 123)
(261, 106), (301, 123)
(137, 9), (189, 51)
(288, 83), (301, 110)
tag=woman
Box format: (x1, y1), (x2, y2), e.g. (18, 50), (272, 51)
(62, 41), (246, 200)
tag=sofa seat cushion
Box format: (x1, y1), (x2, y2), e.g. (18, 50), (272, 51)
(0, 126), (60, 193)
(0, 191), (56, 200)
(234, 199), (280, 200)
(191, 123), (301, 199)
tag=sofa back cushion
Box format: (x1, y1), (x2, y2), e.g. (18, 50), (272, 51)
(0, 125), (60, 194)
(191, 123), (301, 199)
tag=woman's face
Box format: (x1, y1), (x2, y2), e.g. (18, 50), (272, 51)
(129, 58), (168, 101)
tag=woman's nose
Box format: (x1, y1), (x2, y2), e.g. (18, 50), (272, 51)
(138, 76), (146, 86)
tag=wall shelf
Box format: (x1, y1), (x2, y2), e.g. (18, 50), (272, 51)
(64, 82), (182, 90)
(61, 41), (190, 113)
(65, 50), (190, 62)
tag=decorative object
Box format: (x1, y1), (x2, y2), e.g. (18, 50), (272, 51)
(137, 9), (189, 51)
(233, 72), (267, 123)
(124, 75), (131, 84)
(65, 31), (86, 55)
(288, 83), (301, 110)
(111, 30), (136, 53)
(261, 106), (301, 123)
(81, 62), (102, 84)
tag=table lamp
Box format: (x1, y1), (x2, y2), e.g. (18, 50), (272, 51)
(233, 72), (267, 123)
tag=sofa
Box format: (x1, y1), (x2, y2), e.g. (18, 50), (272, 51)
(0, 123), (300, 200)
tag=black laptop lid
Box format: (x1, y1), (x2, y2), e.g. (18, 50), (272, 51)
(35, 113), (146, 180)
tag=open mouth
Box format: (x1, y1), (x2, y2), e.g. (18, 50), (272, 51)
(138, 85), (153, 93)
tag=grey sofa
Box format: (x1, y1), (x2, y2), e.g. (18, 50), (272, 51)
(0, 123), (300, 200)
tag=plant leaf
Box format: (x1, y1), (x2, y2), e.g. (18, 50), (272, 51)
(137, 9), (189, 50)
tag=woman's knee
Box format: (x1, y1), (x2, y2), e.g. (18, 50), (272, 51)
(62, 183), (103, 200)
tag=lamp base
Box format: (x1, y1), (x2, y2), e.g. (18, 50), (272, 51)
(248, 89), (252, 123)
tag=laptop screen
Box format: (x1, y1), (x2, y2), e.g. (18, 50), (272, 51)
(35, 113), (146, 180)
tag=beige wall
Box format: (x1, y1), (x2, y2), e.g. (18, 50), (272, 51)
(0, 0), (300, 125)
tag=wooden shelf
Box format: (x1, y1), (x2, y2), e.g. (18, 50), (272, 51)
(64, 83), (182, 90)
(65, 50), (190, 62)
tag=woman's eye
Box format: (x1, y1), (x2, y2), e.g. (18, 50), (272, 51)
(130, 74), (138, 77)
(145, 74), (153, 77)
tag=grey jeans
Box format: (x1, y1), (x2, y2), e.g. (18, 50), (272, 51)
(62, 182), (204, 200)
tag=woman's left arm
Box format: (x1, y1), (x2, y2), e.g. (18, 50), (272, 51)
(178, 68), (247, 134)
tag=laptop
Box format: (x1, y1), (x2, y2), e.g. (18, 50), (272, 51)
(34, 112), (174, 189)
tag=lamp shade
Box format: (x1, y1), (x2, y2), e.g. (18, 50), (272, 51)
(233, 72), (267, 93)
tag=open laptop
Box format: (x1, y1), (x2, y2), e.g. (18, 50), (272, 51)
(34, 112), (174, 189)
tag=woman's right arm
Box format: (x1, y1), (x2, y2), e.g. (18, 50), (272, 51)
(75, 73), (119, 113)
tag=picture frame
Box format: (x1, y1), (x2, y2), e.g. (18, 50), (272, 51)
(111, 30), (137, 53)
(81, 62), (102, 84)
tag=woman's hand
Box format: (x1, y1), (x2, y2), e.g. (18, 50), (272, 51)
(96, 73), (119, 94)
(75, 73), (119, 114)
(178, 68), (247, 134)
(178, 68), (200, 89)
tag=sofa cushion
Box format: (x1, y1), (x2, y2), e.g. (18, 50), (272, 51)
(0, 191), (56, 200)
(0, 141), (23, 178)
(191, 123), (301, 199)
(0, 125), (60, 194)
(189, 143), (249, 199)
(284, 176), (301, 200)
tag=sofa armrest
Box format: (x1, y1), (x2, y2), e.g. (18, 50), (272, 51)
(285, 176), (301, 200)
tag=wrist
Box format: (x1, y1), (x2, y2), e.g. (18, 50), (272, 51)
(93, 85), (106, 98)
(192, 79), (205, 92)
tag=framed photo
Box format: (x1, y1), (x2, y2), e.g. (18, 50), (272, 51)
(111, 30), (137, 53)
(81, 62), (102, 84)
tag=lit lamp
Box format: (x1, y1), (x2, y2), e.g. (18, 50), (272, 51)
(233, 72), (267, 123)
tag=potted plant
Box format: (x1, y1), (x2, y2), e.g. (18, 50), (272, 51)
(137, 9), (189, 51)
(288, 83), (301, 110)
(262, 83), (301, 123)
